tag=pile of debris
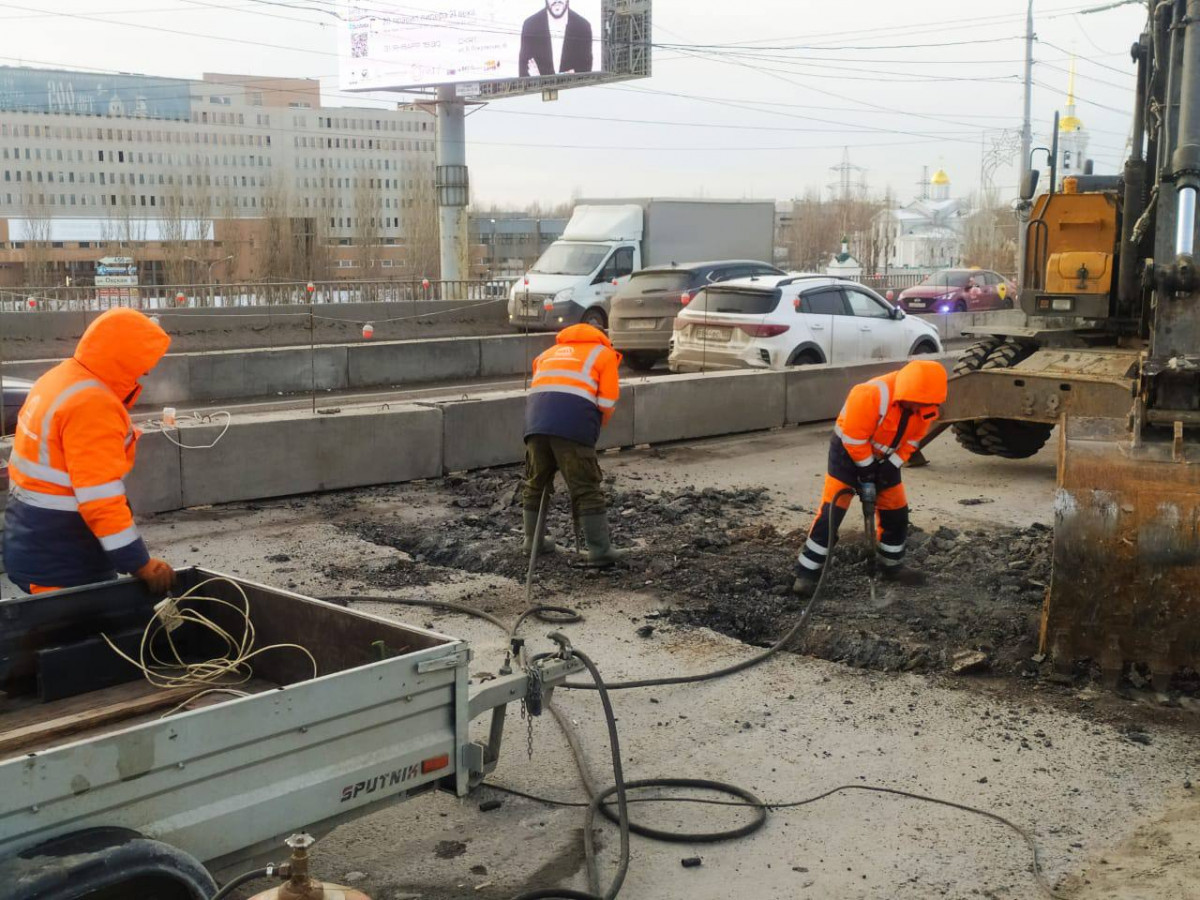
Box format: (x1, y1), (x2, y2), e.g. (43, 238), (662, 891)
(337, 471), (1054, 678)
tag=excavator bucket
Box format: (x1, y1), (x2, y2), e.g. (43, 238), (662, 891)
(1042, 419), (1200, 687)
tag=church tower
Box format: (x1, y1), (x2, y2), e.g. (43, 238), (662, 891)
(930, 168), (951, 201)
(1058, 59), (1090, 177)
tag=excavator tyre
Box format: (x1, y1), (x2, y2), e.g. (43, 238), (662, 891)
(951, 339), (1055, 459)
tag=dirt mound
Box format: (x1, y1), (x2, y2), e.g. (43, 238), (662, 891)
(338, 470), (1052, 678)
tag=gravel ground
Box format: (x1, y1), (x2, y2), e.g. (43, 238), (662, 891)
(135, 424), (1200, 899)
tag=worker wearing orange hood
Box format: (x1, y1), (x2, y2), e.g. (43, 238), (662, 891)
(793, 359), (948, 598)
(5, 308), (176, 595)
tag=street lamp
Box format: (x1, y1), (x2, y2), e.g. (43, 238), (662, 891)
(489, 218), (497, 279)
(184, 254), (235, 284)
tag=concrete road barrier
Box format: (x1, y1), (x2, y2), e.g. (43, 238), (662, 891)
(784, 356), (955, 426)
(437, 393), (527, 473)
(632, 370), (786, 445)
(126, 432), (183, 514)
(436, 388), (634, 473)
(173, 405), (443, 509)
(120, 354), (958, 517)
(0, 301), (511, 360)
(480, 332), (554, 377)
(3, 334), (554, 407)
(348, 337), (480, 389)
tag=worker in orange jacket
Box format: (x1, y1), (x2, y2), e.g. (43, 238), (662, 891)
(793, 359), (948, 598)
(4, 308), (176, 595)
(523, 323), (625, 566)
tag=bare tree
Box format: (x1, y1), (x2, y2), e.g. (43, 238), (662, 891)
(189, 164), (214, 250)
(404, 171), (441, 280)
(216, 177), (242, 282)
(964, 199), (1018, 274)
(160, 177), (191, 285)
(353, 175), (380, 276)
(20, 192), (53, 287)
(260, 177), (299, 282)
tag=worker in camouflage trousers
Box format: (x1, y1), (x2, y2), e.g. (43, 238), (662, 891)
(522, 323), (626, 566)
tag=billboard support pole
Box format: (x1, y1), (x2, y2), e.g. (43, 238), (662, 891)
(435, 84), (469, 289)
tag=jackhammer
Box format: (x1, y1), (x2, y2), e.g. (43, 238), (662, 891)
(860, 480), (878, 604)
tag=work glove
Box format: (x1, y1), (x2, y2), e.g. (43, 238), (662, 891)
(135, 558), (177, 594)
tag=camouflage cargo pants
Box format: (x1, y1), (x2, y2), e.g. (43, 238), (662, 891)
(522, 435), (606, 517)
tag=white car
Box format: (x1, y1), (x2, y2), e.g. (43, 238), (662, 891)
(668, 275), (942, 372)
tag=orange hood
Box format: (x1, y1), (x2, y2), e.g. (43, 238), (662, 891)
(895, 360), (948, 406)
(556, 323), (612, 348)
(74, 308), (171, 404)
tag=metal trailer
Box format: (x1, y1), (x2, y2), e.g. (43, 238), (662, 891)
(0, 569), (580, 900)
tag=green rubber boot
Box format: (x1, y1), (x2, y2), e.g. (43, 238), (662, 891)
(522, 508), (557, 555)
(579, 512), (628, 567)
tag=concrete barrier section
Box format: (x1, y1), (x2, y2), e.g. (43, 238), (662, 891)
(785, 355), (958, 427)
(127, 431), (184, 515)
(438, 393), (526, 473)
(348, 337), (481, 389)
(177, 340), (350, 405)
(138, 355), (192, 407)
(3, 334), (554, 407)
(241, 345), (349, 399)
(479, 333), (555, 377)
(632, 370), (786, 445)
(0, 301), (512, 360)
(176, 405), (443, 508)
(784, 366), (858, 426)
(598, 394), (636, 452)
(111, 356), (963, 517)
(437, 388), (634, 473)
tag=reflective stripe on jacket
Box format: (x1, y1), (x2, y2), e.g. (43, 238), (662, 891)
(832, 360), (947, 471)
(4, 308), (170, 589)
(524, 323), (621, 447)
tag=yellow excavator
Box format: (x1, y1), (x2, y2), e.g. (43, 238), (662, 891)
(939, 1), (1200, 686)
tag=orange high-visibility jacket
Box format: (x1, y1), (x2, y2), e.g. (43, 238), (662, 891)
(4, 308), (171, 589)
(524, 323), (621, 447)
(833, 359), (948, 471)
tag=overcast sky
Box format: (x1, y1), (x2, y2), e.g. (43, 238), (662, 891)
(1, 0), (1147, 207)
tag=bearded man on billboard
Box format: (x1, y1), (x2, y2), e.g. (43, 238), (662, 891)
(519, 0), (594, 76)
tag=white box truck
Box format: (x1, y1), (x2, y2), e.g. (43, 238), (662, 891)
(507, 198), (776, 332)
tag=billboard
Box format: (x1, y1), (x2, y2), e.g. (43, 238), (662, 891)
(0, 67), (192, 121)
(338, 0), (605, 91)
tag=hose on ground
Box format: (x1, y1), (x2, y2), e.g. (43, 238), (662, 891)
(559, 487), (857, 691)
(508, 646), (630, 900)
(483, 780), (1065, 900)
(328, 488), (857, 690)
(209, 867), (273, 900)
(324, 485), (1063, 899)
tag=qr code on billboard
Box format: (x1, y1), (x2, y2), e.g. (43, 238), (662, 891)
(351, 31), (368, 58)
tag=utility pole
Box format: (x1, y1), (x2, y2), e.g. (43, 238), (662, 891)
(1017, 0), (1035, 290)
(435, 85), (469, 288)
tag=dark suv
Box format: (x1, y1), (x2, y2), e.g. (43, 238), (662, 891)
(609, 260), (783, 370)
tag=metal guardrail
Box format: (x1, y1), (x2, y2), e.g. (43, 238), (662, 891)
(0, 280), (515, 312)
(849, 272), (1019, 295)
(851, 273), (926, 292)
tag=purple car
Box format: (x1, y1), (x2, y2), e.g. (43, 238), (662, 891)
(895, 269), (1017, 314)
